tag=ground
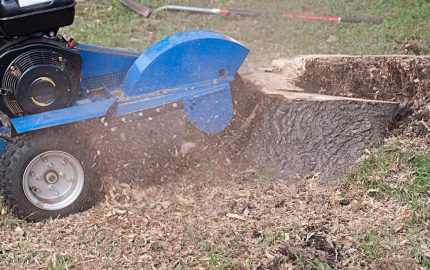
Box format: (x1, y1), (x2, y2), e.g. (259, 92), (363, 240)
(1, 0), (430, 269)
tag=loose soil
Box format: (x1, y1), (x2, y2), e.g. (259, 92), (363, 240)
(1, 138), (427, 269)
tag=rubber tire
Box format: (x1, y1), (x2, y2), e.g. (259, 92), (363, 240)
(0, 133), (101, 222)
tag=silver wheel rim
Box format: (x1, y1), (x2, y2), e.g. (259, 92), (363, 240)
(23, 151), (84, 211)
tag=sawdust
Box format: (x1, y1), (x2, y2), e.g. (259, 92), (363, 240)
(0, 144), (426, 269)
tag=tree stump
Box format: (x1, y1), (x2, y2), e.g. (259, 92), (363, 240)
(243, 57), (403, 182)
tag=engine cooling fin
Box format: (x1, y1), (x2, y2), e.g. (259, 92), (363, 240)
(2, 49), (76, 116)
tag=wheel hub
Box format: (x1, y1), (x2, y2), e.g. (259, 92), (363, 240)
(45, 171), (59, 184)
(22, 151), (84, 211)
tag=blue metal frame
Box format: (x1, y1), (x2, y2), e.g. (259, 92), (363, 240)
(78, 44), (140, 79)
(7, 30), (249, 135)
(0, 139), (7, 154)
(78, 44), (140, 90)
(11, 98), (116, 134)
(0, 126), (9, 155)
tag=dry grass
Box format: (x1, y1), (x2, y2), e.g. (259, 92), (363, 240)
(1, 138), (429, 269)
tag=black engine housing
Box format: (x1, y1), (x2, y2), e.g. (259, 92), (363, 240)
(0, 37), (82, 116)
(0, 0), (76, 37)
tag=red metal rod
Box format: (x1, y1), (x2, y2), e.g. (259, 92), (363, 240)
(119, 0), (152, 18)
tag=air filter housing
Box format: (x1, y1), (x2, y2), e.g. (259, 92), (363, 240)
(0, 0), (76, 37)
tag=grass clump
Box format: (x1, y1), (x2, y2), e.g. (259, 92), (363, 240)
(349, 142), (430, 267)
(349, 143), (429, 214)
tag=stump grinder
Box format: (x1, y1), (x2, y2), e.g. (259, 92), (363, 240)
(0, 0), (248, 221)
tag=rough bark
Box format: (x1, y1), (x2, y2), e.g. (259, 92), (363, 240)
(244, 70), (399, 182)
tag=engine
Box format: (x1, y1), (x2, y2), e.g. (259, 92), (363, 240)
(0, 0), (82, 117)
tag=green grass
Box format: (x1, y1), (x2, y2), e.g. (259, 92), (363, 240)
(208, 248), (236, 270)
(2, 217), (26, 227)
(348, 143), (430, 267)
(308, 259), (336, 270)
(417, 250), (430, 269)
(348, 144), (430, 226)
(350, 145), (428, 192)
(358, 228), (430, 268)
(48, 254), (74, 270)
(359, 228), (394, 260)
(62, 0), (430, 62)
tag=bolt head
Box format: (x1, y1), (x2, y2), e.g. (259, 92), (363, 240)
(30, 186), (39, 194)
(45, 172), (59, 184)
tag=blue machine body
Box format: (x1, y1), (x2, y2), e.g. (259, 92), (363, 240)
(0, 126), (8, 153)
(0, 30), (249, 154)
(0, 139), (6, 153)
